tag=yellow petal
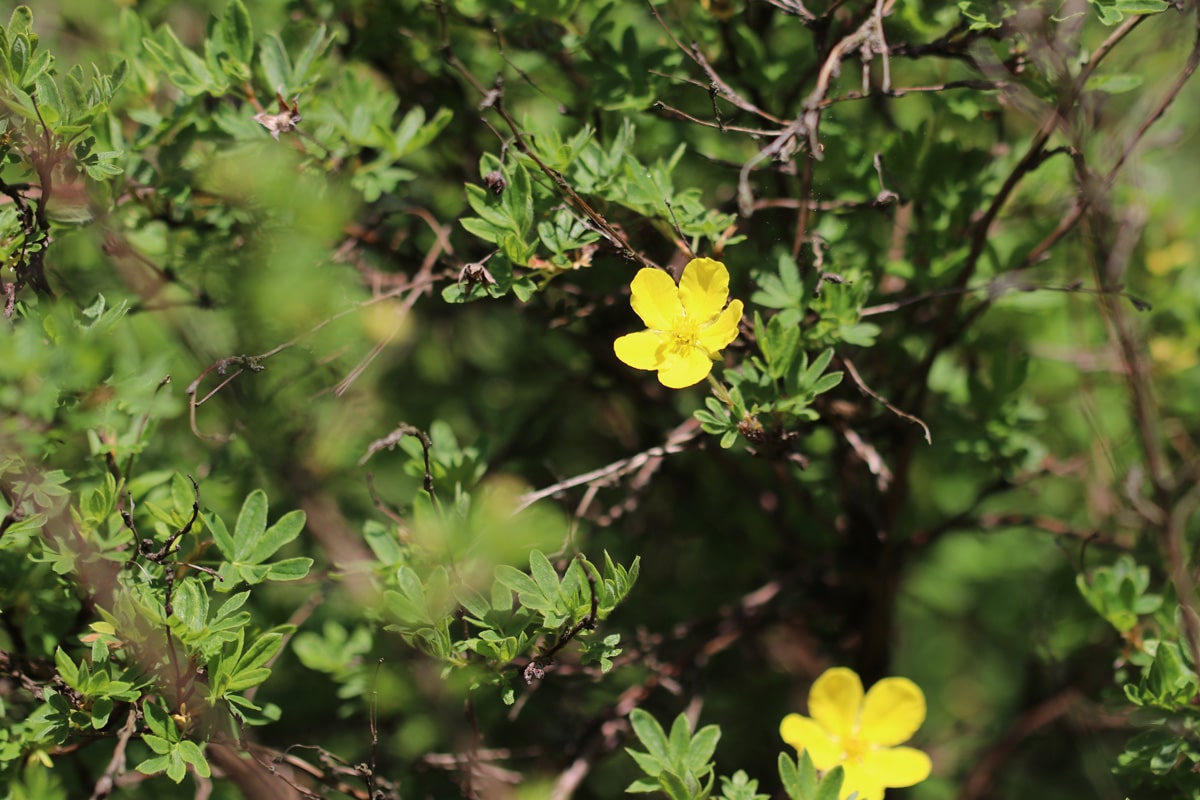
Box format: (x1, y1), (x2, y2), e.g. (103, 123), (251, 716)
(657, 347), (713, 389)
(614, 330), (668, 371)
(838, 762), (885, 800)
(678, 257), (731, 323)
(630, 268), (683, 330)
(779, 714), (842, 771)
(697, 299), (743, 355)
(857, 746), (932, 789)
(809, 667), (863, 740)
(860, 677), (925, 746)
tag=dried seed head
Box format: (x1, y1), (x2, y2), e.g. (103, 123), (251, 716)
(483, 170), (506, 194)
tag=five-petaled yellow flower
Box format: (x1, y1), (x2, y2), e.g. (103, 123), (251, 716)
(613, 258), (744, 389)
(780, 667), (932, 800)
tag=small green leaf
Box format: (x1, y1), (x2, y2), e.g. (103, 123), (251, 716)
(667, 714), (692, 768)
(528, 550), (561, 600)
(626, 777), (662, 793)
(630, 709), (671, 764)
(54, 648), (79, 688)
(814, 765), (844, 800)
(258, 33), (291, 91)
(91, 697), (113, 729)
(290, 25), (329, 86)
(249, 509), (305, 563)
(659, 770), (691, 800)
(233, 490), (268, 562)
(1085, 73), (1144, 94)
(686, 725), (721, 775)
(177, 740), (212, 778)
(220, 0), (254, 64)
(136, 754), (170, 774)
(166, 749), (186, 782)
(264, 557), (313, 581)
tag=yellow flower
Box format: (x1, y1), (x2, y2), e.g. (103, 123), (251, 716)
(613, 258), (744, 389)
(701, 0), (740, 20)
(780, 667), (932, 800)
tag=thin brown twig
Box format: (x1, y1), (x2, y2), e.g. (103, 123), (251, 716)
(842, 356), (931, 444)
(88, 707), (138, 800)
(958, 689), (1082, 800)
(184, 277), (434, 440)
(649, 100), (781, 136)
(645, 1), (787, 125)
(549, 579), (782, 799)
(514, 423), (701, 514)
(737, 0), (895, 216)
(333, 212), (448, 396)
(435, 5), (656, 271)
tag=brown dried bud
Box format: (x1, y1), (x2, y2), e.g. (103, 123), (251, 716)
(483, 170), (506, 194)
(253, 91), (302, 141)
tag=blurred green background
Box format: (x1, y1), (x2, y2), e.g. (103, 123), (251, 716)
(4, 1), (1200, 798)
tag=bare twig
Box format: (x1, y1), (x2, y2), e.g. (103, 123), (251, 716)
(360, 423), (437, 503)
(514, 423), (701, 514)
(958, 690), (1083, 800)
(646, 1), (787, 124)
(842, 356), (931, 444)
(88, 708), (138, 800)
(737, 0), (896, 216)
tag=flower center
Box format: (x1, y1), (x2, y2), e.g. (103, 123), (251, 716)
(668, 315), (701, 354)
(839, 732), (869, 763)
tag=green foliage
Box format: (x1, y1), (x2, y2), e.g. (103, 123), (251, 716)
(717, 771), (770, 800)
(3, 0), (1200, 797)
(1076, 555), (1163, 634)
(778, 751), (844, 800)
(133, 701), (210, 783)
(626, 710), (721, 800)
(207, 489), (312, 587)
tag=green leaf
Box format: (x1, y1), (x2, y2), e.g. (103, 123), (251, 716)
(63, 65), (86, 115)
(290, 25), (329, 86)
(213, 591), (251, 625)
(220, 0), (254, 64)
(225, 667), (271, 693)
(460, 215), (505, 244)
(686, 725), (721, 775)
(778, 752), (801, 799)
(249, 509), (305, 563)
(503, 161), (534, 235)
(629, 709), (671, 764)
(8, 6), (33, 36)
(760, 313), (801, 380)
(528, 550), (561, 601)
(627, 777), (662, 793)
(54, 648), (79, 688)
(172, 579), (209, 631)
(177, 740), (211, 778)
(264, 557), (313, 581)
(392, 106), (454, 158)
(659, 770), (692, 800)
(236, 563), (272, 585)
(258, 33), (291, 91)
(136, 754), (170, 774)
(90, 697), (113, 729)
(166, 749), (186, 782)
(1084, 73), (1144, 94)
(233, 489), (268, 561)
(33, 72), (63, 123)
(142, 702), (173, 740)
(814, 765), (844, 800)
(797, 749), (818, 796)
(810, 371), (843, 396)
(628, 747), (665, 776)
(668, 714), (692, 769)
